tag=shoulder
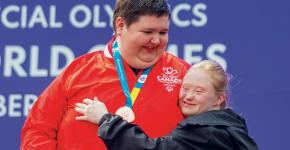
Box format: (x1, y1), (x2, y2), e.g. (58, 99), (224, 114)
(180, 109), (247, 128)
(62, 51), (105, 75)
(59, 51), (107, 87)
(158, 52), (190, 75)
(172, 123), (233, 149)
(162, 52), (190, 67)
(173, 109), (256, 149)
(175, 109), (245, 141)
(68, 51), (103, 68)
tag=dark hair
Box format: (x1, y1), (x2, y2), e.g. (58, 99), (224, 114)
(113, 0), (171, 32)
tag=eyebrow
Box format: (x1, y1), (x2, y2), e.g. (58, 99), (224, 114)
(142, 28), (168, 31)
(183, 84), (206, 90)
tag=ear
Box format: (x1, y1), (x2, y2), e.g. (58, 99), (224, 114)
(115, 17), (125, 35)
(214, 93), (226, 107)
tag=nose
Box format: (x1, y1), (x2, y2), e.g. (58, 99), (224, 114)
(184, 92), (195, 101)
(150, 34), (160, 45)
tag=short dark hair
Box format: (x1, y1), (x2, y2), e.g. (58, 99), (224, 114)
(113, 0), (171, 32)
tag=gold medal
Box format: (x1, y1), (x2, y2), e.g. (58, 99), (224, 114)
(115, 106), (135, 123)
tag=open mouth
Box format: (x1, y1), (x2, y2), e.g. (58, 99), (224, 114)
(143, 46), (155, 52)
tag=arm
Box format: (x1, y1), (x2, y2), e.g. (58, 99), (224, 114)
(98, 114), (181, 150)
(21, 73), (67, 150)
(75, 99), (180, 150)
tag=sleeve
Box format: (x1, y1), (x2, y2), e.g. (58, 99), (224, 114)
(98, 114), (181, 150)
(20, 71), (68, 150)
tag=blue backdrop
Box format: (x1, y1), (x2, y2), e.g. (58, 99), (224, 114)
(0, 0), (289, 149)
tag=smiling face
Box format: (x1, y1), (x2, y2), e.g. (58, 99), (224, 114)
(179, 69), (224, 117)
(115, 15), (169, 69)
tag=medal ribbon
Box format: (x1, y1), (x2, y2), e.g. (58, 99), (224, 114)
(112, 40), (152, 108)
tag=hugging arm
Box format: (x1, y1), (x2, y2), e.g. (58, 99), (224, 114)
(98, 114), (180, 150)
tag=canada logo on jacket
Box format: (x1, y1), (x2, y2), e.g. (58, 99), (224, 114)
(157, 67), (182, 92)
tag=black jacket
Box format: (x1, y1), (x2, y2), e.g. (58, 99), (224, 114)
(98, 109), (258, 150)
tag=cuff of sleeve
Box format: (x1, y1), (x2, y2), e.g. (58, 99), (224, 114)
(98, 113), (113, 125)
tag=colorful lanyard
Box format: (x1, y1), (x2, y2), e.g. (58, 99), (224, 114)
(112, 40), (152, 108)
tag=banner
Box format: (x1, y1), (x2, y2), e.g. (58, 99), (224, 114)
(0, 1), (289, 149)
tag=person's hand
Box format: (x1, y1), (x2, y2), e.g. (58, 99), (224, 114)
(75, 97), (108, 124)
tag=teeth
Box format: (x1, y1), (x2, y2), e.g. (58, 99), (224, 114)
(146, 46), (154, 49)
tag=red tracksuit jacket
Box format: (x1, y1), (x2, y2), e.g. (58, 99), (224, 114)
(21, 37), (190, 150)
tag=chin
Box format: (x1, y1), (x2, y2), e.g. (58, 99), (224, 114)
(182, 107), (200, 117)
(139, 55), (157, 62)
(180, 108), (191, 117)
(138, 59), (158, 69)
(139, 52), (162, 63)
(130, 62), (153, 69)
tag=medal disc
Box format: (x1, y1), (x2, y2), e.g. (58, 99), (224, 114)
(115, 106), (135, 123)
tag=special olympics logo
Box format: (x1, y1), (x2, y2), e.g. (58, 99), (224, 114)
(138, 75), (148, 83)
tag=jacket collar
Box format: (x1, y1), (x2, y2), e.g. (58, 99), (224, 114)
(104, 36), (116, 58)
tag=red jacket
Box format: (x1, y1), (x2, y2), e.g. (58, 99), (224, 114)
(21, 38), (190, 150)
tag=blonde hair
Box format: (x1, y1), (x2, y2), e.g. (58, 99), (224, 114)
(190, 60), (230, 108)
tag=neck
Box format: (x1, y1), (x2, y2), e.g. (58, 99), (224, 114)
(130, 67), (141, 75)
